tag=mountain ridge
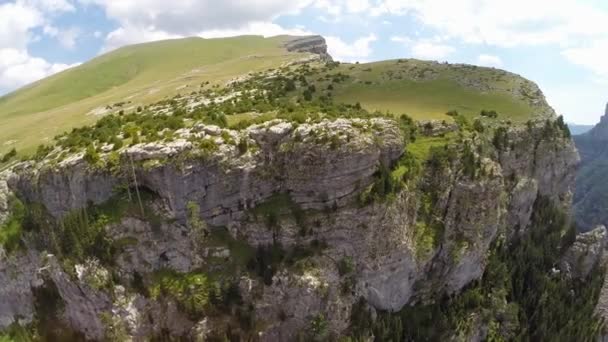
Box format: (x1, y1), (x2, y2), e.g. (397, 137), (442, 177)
(0, 34), (558, 159)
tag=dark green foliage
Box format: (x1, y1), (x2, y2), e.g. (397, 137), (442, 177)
(284, 78), (296, 92)
(111, 136), (123, 150)
(246, 239), (327, 285)
(556, 115), (571, 138)
(150, 270), (212, 319)
(542, 116), (572, 140)
(338, 256), (355, 276)
(446, 110), (459, 117)
(481, 109), (499, 118)
(454, 115), (470, 130)
(493, 126), (509, 150)
(303, 89), (313, 101)
(19, 188), (162, 268)
(32, 278), (86, 341)
(34, 144), (52, 161)
(308, 314), (329, 341)
(0, 323), (35, 342)
(58, 210), (116, 265)
(1, 148), (16, 163)
(461, 143), (478, 179)
(83, 144), (100, 165)
(358, 163), (402, 205)
(473, 119), (484, 133)
(347, 196), (605, 341)
(0, 195), (25, 253)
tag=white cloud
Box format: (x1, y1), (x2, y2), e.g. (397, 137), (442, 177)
(0, 2), (43, 50)
(562, 40), (608, 80)
(81, 0), (316, 51)
(198, 22), (312, 39)
(369, 0), (608, 46)
(102, 26), (180, 53)
(56, 27), (80, 49)
(0, 48), (76, 92)
(411, 41), (454, 60)
(26, 0), (75, 13)
(44, 25), (80, 49)
(326, 34), (377, 62)
(390, 36), (411, 44)
(392, 35), (454, 60)
(477, 54), (503, 67)
(0, 1), (80, 94)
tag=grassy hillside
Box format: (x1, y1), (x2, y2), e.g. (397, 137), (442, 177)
(0, 35), (304, 155)
(329, 60), (550, 122)
(0, 35), (553, 161)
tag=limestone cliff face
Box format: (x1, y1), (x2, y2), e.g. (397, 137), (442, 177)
(0, 117), (579, 340)
(284, 35), (333, 61)
(10, 118), (403, 224)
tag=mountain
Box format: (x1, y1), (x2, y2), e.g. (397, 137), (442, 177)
(0, 35), (604, 341)
(568, 123), (594, 135)
(0, 35), (553, 158)
(0, 35), (317, 155)
(574, 103), (608, 231)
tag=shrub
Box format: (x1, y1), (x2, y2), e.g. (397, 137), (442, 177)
(480, 109), (498, 118)
(238, 138), (249, 154)
(338, 256), (355, 276)
(492, 127), (509, 150)
(1, 148), (17, 163)
(0, 196), (25, 253)
(84, 145), (100, 165)
(473, 119), (484, 133)
(303, 89), (313, 101)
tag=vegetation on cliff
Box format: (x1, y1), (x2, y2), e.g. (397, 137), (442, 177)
(348, 197), (604, 341)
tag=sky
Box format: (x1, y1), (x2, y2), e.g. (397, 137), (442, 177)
(0, 0), (607, 124)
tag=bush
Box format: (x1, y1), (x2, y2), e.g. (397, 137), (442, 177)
(473, 119), (484, 133)
(492, 127), (509, 150)
(0, 196), (25, 253)
(150, 271), (211, 319)
(83, 145), (100, 165)
(303, 89), (313, 101)
(237, 138), (249, 154)
(338, 256), (355, 276)
(1, 148), (17, 163)
(480, 109), (498, 118)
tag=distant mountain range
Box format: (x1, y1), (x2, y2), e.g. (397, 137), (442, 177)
(568, 123), (594, 135)
(573, 103), (608, 231)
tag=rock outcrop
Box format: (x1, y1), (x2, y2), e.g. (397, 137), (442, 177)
(0, 116), (579, 340)
(284, 35), (333, 61)
(0, 171), (11, 225)
(561, 226), (607, 279)
(10, 118), (403, 225)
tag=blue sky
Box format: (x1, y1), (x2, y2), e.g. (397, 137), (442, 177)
(1, 0), (607, 124)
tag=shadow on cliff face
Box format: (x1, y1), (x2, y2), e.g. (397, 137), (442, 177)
(33, 279), (86, 342)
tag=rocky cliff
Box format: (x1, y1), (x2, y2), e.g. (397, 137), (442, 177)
(0, 111), (580, 340)
(284, 35), (333, 61)
(574, 102), (608, 231)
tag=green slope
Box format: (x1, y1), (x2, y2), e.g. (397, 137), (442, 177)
(329, 60), (552, 122)
(0, 35), (304, 154)
(0, 36), (553, 160)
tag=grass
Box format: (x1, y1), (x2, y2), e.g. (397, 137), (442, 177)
(0, 37), (549, 159)
(0, 35), (307, 155)
(326, 60), (541, 123)
(407, 133), (458, 162)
